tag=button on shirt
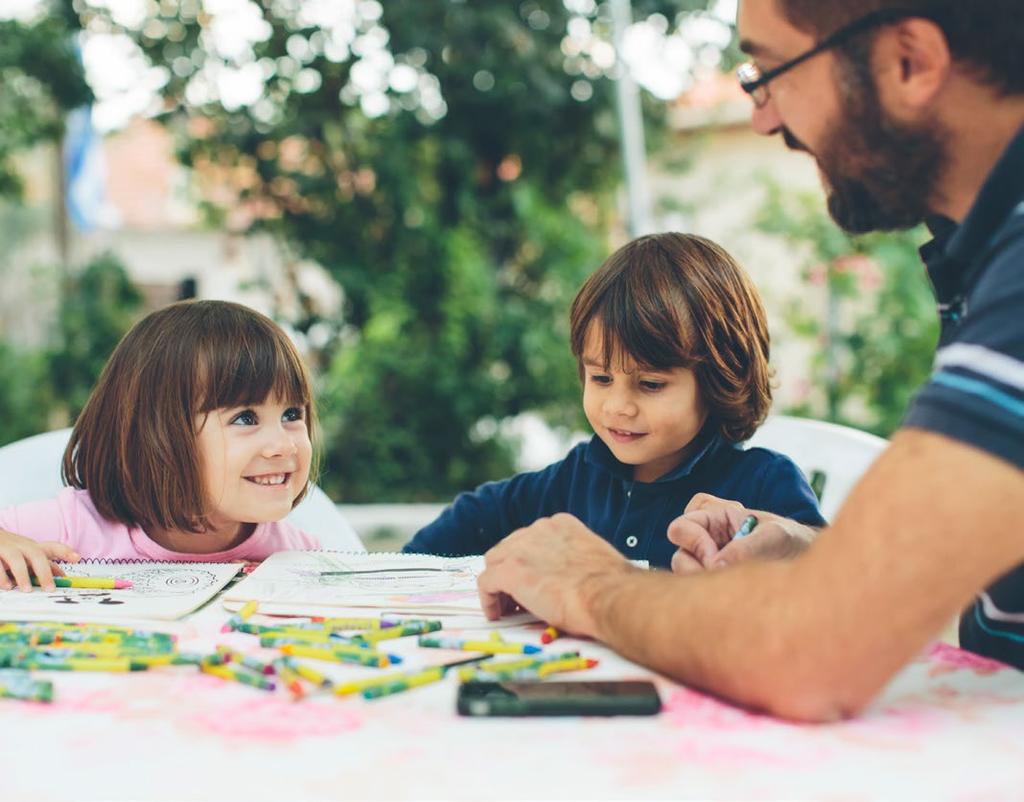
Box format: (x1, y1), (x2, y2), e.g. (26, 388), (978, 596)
(903, 124), (1024, 669)
(404, 424), (825, 569)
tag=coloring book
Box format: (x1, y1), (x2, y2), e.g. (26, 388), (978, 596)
(222, 551), (495, 620)
(0, 561), (241, 623)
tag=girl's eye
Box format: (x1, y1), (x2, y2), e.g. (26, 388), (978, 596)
(283, 407), (304, 422)
(589, 374), (611, 386)
(230, 410), (258, 426)
(640, 380), (666, 392)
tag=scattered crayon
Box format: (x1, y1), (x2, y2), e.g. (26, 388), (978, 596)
(361, 666), (446, 700)
(352, 620), (441, 645)
(200, 663), (276, 692)
(540, 626), (561, 644)
(418, 635), (541, 655)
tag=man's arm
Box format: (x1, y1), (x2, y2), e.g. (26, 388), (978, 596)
(478, 429), (1024, 721)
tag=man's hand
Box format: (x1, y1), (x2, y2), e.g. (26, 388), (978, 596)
(477, 513), (637, 638)
(667, 493), (817, 574)
(0, 530), (79, 592)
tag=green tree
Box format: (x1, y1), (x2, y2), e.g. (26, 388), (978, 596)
(82, 0), (722, 500)
(757, 181), (939, 436)
(47, 252), (145, 422)
(0, 1), (90, 200)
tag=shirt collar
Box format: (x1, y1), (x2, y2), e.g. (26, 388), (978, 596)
(584, 421), (723, 484)
(920, 123), (1024, 302)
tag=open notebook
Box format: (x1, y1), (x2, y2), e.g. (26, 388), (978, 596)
(0, 561), (241, 623)
(222, 551), (498, 621)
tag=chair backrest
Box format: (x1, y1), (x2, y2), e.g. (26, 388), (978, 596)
(745, 415), (888, 522)
(0, 427), (363, 552)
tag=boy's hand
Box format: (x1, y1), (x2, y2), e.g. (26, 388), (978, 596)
(667, 493), (817, 573)
(0, 530), (80, 592)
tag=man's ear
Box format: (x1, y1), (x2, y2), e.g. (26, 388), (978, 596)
(873, 17), (951, 121)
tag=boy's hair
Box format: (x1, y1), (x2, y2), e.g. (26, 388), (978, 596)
(62, 300), (317, 534)
(569, 232), (771, 443)
(776, 0), (1024, 96)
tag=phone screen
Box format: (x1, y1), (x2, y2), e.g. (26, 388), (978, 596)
(457, 680), (662, 717)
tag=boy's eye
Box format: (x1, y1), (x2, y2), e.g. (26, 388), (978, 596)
(230, 410), (258, 426)
(283, 407), (304, 422)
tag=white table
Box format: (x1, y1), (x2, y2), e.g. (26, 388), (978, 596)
(4, 602), (1024, 800)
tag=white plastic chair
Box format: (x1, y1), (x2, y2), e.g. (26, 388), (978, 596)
(0, 427), (364, 551)
(745, 415), (888, 521)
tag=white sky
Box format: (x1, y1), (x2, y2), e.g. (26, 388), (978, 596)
(2, 0), (737, 133)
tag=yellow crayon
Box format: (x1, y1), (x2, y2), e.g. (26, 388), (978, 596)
(238, 600), (259, 621)
(285, 659), (332, 688)
(272, 659), (307, 699)
(362, 666), (445, 700)
(537, 657), (599, 677)
(279, 643), (389, 667)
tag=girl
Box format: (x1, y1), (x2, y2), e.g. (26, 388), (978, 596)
(404, 232), (826, 568)
(0, 300), (320, 591)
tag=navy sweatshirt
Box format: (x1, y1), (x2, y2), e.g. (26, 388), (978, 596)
(403, 426), (826, 568)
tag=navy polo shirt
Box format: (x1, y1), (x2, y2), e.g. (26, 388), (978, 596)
(902, 124), (1024, 669)
(403, 425), (825, 568)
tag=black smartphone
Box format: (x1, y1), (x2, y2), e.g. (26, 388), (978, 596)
(456, 679), (662, 717)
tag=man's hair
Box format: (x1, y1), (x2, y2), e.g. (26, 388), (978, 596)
(569, 233), (771, 443)
(776, 0), (1024, 95)
(63, 299), (317, 533)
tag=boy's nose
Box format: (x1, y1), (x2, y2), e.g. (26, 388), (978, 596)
(604, 389), (638, 418)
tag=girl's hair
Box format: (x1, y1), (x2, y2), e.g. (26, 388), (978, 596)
(569, 232), (771, 443)
(62, 300), (317, 533)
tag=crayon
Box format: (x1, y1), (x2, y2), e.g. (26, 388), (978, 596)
(215, 645), (274, 675)
(279, 657), (332, 689)
(30, 576), (133, 590)
(540, 626), (561, 644)
(352, 620), (441, 644)
(237, 600), (259, 621)
(418, 635), (541, 655)
(361, 666), (446, 700)
(271, 658), (306, 699)
(200, 663), (276, 692)
(455, 651), (581, 682)
(279, 643), (393, 668)
(731, 515), (758, 540)
(310, 617), (397, 630)
(0, 671), (53, 703)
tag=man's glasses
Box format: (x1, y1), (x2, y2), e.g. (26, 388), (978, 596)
(736, 8), (925, 108)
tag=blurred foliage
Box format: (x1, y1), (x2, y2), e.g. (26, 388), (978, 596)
(757, 180), (939, 437)
(0, 251), (141, 442)
(73, 0), (722, 501)
(48, 252), (145, 420)
(0, 0), (90, 199)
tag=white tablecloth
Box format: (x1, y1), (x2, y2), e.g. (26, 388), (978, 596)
(4, 603), (1024, 801)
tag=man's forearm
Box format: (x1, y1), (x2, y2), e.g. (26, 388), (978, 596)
(581, 560), (843, 720)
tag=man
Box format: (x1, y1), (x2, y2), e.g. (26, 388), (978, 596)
(476, 0), (1024, 722)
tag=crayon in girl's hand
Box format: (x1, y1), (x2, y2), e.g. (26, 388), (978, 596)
(30, 576), (133, 590)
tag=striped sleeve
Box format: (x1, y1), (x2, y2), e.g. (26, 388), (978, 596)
(902, 230), (1024, 469)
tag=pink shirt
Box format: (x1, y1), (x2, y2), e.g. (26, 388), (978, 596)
(0, 488), (320, 561)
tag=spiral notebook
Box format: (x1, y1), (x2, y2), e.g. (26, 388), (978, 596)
(222, 551), (498, 621)
(0, 561), (242, 623)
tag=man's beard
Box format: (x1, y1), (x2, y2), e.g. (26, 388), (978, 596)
(785, 77), (949, 234)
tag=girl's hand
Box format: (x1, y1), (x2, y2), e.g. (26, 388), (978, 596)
(0, 529), (80, 592)
(666, 493), (817, 573)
